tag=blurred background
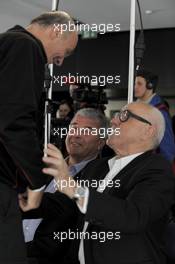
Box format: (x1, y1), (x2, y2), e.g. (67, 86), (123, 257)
(0, 0), (174, 117)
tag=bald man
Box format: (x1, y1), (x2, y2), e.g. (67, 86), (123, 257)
(43, 102), (174, 264)
(0, 11), (78, 264)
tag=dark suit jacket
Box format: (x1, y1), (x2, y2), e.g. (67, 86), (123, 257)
(82, 151), (175, 264)
(23, 159), (107, 264)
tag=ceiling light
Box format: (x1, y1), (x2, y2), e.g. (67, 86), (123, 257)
(145, 10), (153, 15)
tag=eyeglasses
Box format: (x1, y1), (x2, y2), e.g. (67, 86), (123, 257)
(115, 109), (152, 126)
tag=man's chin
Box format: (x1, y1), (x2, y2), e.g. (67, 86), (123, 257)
(69, 149), (81, 156)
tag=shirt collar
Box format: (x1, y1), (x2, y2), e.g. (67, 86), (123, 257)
(66, 156), (96, 176)
(108, 152), (143, 172)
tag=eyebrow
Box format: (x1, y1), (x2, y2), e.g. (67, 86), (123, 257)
(70, 122), (77, 125)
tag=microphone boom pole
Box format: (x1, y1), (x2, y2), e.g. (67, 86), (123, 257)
(44, 0), (59, 152)
(127, 0), (136, 104)
(52, 0), (59, 11)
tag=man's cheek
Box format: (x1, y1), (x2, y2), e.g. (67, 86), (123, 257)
(65, 140), (70, 151)
(107, 136), (114, 146)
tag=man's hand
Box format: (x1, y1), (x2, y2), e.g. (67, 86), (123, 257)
(18, 188), (43, 212)
(42, 143), (76, 198)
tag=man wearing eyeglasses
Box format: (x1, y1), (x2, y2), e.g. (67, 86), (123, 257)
(42, 102), (175, 264)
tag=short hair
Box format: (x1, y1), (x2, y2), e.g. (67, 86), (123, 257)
(30, 11), (74, 29)
(59, 100), (74, 111)
(136, 69), (158, 92)
(74, 108), (109, 139)
(146, 105), (165, 148)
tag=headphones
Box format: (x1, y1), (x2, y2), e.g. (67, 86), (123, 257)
(136, 70), (158, 92)
(146, 80), (154, 90)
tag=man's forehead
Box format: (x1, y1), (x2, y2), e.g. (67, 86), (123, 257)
(123, 103), (150, 116)
(136, 76), (146, 82)
(121, 103), (141, 114)
(71, 115), (100, 127)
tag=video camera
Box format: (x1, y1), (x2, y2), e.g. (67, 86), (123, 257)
(71, 82), (108, 112)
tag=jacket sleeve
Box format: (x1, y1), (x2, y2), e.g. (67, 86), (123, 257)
(22, 191), (79, 219)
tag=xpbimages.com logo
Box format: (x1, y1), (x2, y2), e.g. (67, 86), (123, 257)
(52, 126), (120, 139)
(53, 73), (121, 87)
(53, 22), (120, 35)
(53, 178), (120, 191)
(54, 229), (121, 243)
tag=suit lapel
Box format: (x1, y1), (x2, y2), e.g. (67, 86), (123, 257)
(103, 150), (153, 195)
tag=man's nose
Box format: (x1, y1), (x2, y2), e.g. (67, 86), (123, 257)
(54, 57), (64, 66)
(58, 57), (64, 66)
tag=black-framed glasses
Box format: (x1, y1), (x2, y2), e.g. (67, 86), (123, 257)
(115, 109), (152, 126)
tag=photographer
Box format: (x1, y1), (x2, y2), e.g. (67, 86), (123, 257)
(56, 100), (74, 120)
(69, 83), (107, 113)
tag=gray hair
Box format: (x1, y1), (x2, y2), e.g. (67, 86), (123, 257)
(74, 108), (109, 139)
(30, 11), (74, 29)
(146, 106), (165, 148)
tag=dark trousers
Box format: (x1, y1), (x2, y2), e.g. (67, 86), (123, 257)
(0, 182), (27, 264)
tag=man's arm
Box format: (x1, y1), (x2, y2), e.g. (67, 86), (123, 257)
(22, 191), (79, 218)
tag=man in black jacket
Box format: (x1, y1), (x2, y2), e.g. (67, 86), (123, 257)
(43, 102), (175, 264)
(0, 11), (77, 263)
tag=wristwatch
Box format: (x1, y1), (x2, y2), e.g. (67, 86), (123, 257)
(73, 186), (86, 200)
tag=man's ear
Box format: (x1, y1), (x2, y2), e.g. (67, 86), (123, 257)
(142, 125), (156, 142)
(49, 26), (60, 40)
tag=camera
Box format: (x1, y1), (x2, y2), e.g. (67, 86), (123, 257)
(71, 82), (108, 112)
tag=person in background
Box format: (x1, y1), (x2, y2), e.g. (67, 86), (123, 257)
(135, 69), (175, 162)
(56, 99), (74, 120)
(52, 100), (74, 156)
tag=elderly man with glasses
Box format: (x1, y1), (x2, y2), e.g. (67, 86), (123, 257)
(42, 102), (175, 264)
